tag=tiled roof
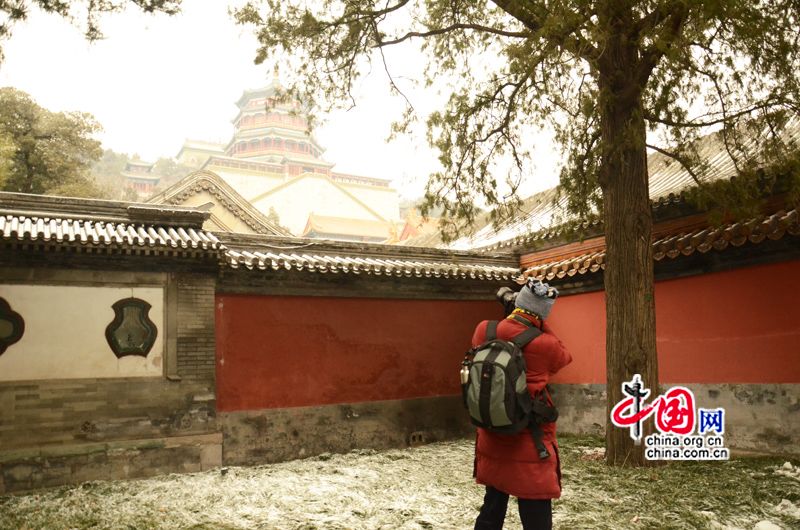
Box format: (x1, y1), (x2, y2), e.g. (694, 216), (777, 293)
(180, 139), (225, 151)
(0, 215), (221, 252)
(448, 188), (565, 251)
(523, 209), (800, 280)
(0, 193), (519, 281)
(235, 84), (280, 108)
(331, 171), (393, 188)
(121, 172), (160, 181)
(0, 192), (222, 256)
(453, 118), (800, 252)
(147, 170), (291, 236)
(221, 234), (520, 281)
(303, 214), (393, 240)
(226, 248), (518, 279)
(125, 160), (154, 168)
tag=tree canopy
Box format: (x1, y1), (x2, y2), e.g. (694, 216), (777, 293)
(237, 0), (799, 233)
(236, 0), (800, 465)
(0, 1), (181, 62)
(0, 87), (106, 198)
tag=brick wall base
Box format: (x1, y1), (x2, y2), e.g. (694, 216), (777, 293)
(0, 433), (221, 494)
(219, 383), (800, 468)
(551, 383), (800, 455)
(220, 395), (473, 466)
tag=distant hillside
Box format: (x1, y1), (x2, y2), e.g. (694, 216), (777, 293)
(91, 149), (194, 201)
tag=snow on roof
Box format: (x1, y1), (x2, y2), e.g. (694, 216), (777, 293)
(523, 208), (800, 281)
(220, 233), (520, 280)
(451, 117), (800, 252)
(0, 192), (220, 255)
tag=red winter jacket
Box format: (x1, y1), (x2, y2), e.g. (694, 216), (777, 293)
(471, 313), (573, 500)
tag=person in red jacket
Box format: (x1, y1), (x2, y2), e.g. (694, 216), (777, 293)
(472, 279), (572, 530)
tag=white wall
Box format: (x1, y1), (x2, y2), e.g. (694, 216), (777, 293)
(341, 184), (401, 221)
(177, 190), (258, 234)
(214, 168), (282, 199)
(0, 285), (164, 381)
(252, 174), (384, 234)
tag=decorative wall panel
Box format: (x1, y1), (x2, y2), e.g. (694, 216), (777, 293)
(105, 298), (158, 358)
(0, 297), (24, 355)
(0, 284), (164, 381)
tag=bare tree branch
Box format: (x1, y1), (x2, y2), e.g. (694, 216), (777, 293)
(633, 1), (676, 37)
(637, 3), (690, 87)
(646, 142), (704, 187)
(318, 0), (412, 30)
(375, 23), (528, 47)
(372, 19), (416, 112)
(644, 99), (797, 128)
(490, 0), (599, 62)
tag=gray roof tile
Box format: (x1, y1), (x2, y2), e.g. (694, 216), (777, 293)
(0, 214), (222, 253)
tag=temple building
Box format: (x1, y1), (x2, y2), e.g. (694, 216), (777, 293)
(150, 73), (401, 242)
(175, 140), (225, 168)
(121, 159), (159, 199)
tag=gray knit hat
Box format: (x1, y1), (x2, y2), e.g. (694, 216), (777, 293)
(515, 278), (559, 320)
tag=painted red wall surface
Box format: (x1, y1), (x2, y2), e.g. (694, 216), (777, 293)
(215, 295), (501, 412)
(216, 259), (799, 411)
(547, 258), (800, 384)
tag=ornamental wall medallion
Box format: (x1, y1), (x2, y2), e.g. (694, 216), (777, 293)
(0, 297), (24, 355)
(105, 298), (158, 358)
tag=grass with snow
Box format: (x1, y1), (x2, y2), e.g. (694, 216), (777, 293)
(1, 435), (798, 529)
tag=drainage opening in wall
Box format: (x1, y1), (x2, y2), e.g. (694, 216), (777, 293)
(409, 431), (428, 446)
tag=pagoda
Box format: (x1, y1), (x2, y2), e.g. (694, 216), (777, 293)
(225, 68), (330, 176)
(153, 70), (402, 241)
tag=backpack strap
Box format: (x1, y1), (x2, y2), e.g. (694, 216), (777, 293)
(529, 417), (551, 459)
(510, 326), (542, 348)
(509, 313), (533, 327)
(529, 394), (559, 460)
(485, 320), (499, 341)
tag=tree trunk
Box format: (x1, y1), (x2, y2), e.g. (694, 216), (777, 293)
(597, 16), (659, 467)
(23, 148), (35, 194)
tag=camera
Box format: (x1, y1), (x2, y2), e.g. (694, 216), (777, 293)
(496, 286), (518, 317)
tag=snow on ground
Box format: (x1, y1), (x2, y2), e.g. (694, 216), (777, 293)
(1, 436), (799, 530)
(773, 499), (800, 519)
(775, 461), (800, 482)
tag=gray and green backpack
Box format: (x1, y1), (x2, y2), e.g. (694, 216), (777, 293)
(461, 319), (557, 459)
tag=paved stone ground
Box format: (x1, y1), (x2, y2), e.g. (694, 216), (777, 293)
(1, 435), (798, 529)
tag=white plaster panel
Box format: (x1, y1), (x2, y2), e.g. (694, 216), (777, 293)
(253, 175), (382, 234)
(341, 185), (401, 221)
(214, 169), (282, 199)
(177, 191), (257, 234)
(0, 285), (164, 381)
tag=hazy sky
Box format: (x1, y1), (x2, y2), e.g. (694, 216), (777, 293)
(0, 0), (561, 199)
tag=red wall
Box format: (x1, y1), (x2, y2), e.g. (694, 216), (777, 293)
(215, 295), (500, 412)
(548, 258), (800, 384)
(547, 290), (607, 384)
(216, 259), (800, 412)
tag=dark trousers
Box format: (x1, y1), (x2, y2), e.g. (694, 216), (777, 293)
(474, 486), (552, 530)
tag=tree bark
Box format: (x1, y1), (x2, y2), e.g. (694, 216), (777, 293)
(597, 7), (659, 467)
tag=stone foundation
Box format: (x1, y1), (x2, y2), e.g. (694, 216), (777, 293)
(550, 383), (608, 437)
(0, 377), (222, 494)
(219, 384), (800, 468)
(3, 384), (797, 493)
(219, 395), (473, 466)
(0, 433), (221, 494)
(0, 378), (218, 451)
(551, 383), (800, 455)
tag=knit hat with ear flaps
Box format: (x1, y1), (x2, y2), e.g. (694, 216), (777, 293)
(515, 279), (559, 320)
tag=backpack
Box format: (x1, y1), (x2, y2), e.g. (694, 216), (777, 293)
(460, 318), (558, 459)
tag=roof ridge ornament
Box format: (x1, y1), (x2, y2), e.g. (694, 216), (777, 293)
(273, 64), (281, 88)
